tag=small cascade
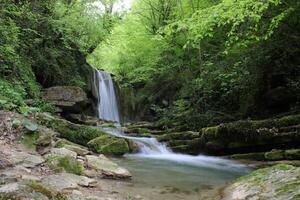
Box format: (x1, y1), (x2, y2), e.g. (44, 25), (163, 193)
(93, 68), (249, 171)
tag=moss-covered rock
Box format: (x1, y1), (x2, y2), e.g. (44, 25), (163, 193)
(46, 155), (83, 175)
(230, 149), (300, 161)
(194, 114), (300, 155)
(222, 164), (300, 200)
(87, 135), (129, 156)
(285, 149), (300, 160)
(264, 150), (285, 161)
(229, 152), (266, 161)
(55, 139), (90, 156)
(36, 113), (107, 146)
(157, 131), (199, 142)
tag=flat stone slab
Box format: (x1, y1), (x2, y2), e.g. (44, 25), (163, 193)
(42, 173), (97, 192)
(11, 152), (45, 168)
(50, 147), (77, 158)
(86, 155), (131, 179)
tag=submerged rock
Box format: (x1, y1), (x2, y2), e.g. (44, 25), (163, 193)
(222, 164), (300, 200)
(86, 155), (131, 179)
(87, 135), (129, 156)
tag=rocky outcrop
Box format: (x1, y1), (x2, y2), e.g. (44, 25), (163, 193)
(222, 164), (300, 200)
(193, 114), (300, 155)
(43, 86), (91, 114)
(229, 149), (300, 161)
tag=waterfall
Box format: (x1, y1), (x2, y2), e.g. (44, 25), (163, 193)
(93, 70), (120, 123)
(93, 68), (171, 155)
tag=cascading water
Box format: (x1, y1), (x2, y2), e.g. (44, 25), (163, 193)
(93, 68), (171, 155)
(93, 68), (249, 172)
(93, 70), (120, 122)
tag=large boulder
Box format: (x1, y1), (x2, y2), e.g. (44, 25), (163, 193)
(43, 86), (90, 113)
(222, 164), (300, 200)
(87, 135), (129, 156)
(36, 113), (107, 146)
(85, 155), (131, 179)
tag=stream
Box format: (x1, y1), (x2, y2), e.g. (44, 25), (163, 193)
(93, 68), (252, 199)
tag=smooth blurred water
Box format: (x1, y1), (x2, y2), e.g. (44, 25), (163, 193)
(113, 155), (250, 200)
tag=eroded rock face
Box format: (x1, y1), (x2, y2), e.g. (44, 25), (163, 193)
(43, 86), (89, 113)
(86, 155), (131, 179)
(222, 164), (300, 200)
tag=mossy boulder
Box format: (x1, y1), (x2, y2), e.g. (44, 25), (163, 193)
(194, 114), (300, 155)
(36, 113), (107, 146)
(264, 150), (285, 161)
(222, 164), (300, 200)
(87, 135), (129, 156)
(285, 149), (300, 160)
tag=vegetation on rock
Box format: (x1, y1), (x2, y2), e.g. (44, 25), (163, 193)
(88, 135), (130, 156)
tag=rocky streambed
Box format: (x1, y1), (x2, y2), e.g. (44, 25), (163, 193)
(0, 110), (299, 200)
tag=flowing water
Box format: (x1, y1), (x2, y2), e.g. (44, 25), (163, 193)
(93, 69), (251, 199)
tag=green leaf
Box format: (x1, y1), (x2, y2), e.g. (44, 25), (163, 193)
(19, 106), (30, 114)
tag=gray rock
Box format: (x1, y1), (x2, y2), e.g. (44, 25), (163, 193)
(0, 182), (19, 194)
(86, 155), (131, 179)
(11, 152), (45, 168)
(43, 86), (89, 113)
(222, 164), (300, 200)
(42, 173), (97, 192)
(50, 147), (77, 158)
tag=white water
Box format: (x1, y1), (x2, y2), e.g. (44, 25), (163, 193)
(93, 68), (249, 172)
(94, 69), (120, 122)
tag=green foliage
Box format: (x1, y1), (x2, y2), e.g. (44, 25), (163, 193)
(90, 0), (300, 130)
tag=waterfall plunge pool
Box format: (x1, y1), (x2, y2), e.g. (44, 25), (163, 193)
(110, 154), (251, 200)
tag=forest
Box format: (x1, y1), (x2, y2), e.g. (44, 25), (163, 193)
(0, 0), (300, 200)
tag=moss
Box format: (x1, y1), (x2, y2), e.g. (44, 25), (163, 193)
(285, 149), (300, 160)
(27, 181), (67, 200)
(264, 150), (285, 161)
(236, 164), (293, 184)
(36, 113), (106, 146)
(158, 131), (199, 142)
(47, 156), (83, 175)
(276, 182), (300, 195)
(87, 135), (129, 156)
(21, 132), (39, 151)
(230, 152), (266, 160)
(197, 114), (300, 154)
